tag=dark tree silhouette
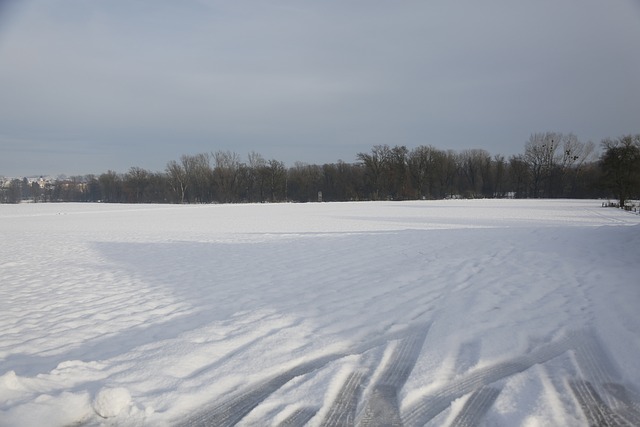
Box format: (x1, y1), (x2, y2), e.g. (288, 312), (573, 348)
(600, 135), (640, 208)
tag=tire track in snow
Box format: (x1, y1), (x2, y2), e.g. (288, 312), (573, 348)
(319, 371), (367, 427)
(448, 386), (502, 427)
(454, 340), (481, 375)
(275, 407), (319, 427)
(173, 327), (637, 426)
(402, 330), (584, 425)
(570, 331), (640, 426)
(573, 333), (622, 390)
(176, 354), (340, 427)
(604, 383), (640, 426)
(357, 385), (403, 427)
(176, 324), (431, 427)
(568, 380), (630, 427)
(570, 334), (640, 425)
(356, 327), (430, 427)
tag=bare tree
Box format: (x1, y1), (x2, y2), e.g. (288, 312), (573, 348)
(357, 145), (388, 200)
(408, 145), (454, 199)
(267, 159), (287, 202)
(438, 150), (460, 199)
(247, 151), (268, 202)
(459, 149), (491, 198)
(322, 161), (364, 201)
(166, 160), (188, 203)
(524, 132), (560, 197)
(508, 155), (529, 198)
(492, 154), (507, 198)
(600, 135), (640, 208)
(387, 145), (409, 200)
(98, 171), (123, 203)
(212, 150), (241, 203)
(125, 167), (150, 203)
(407, 146), (431, 199)
(6, 179), (22, 203)
(288, 162), (323, 202)
(181, 153), (213, 203)
(558, 136), (596, 197)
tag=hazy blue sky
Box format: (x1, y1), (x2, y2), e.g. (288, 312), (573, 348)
(1, 0), (639, 177)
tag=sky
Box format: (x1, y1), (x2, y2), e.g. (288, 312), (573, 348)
(0, 0), (639, 177)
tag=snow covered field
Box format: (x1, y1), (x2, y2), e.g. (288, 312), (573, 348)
(1, 200), (639, 427)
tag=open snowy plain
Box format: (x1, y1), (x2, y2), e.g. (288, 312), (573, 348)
(1, 200), (639, 426)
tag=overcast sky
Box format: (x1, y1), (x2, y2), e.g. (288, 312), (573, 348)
(1, 0), (639, 177)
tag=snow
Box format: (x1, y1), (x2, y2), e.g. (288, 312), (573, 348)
(0, 200), (638, 426)
(92, 387), (132, 418)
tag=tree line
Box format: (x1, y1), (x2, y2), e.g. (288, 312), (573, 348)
(2, 133), (639, 206)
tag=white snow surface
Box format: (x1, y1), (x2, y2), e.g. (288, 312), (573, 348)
(0, 200), (638, 426)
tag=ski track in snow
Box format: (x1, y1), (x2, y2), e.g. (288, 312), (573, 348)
(0, 200), (639, 426)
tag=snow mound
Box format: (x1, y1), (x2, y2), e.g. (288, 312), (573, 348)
(92, 387), (132, 418)
(0, 371), (23, 391)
